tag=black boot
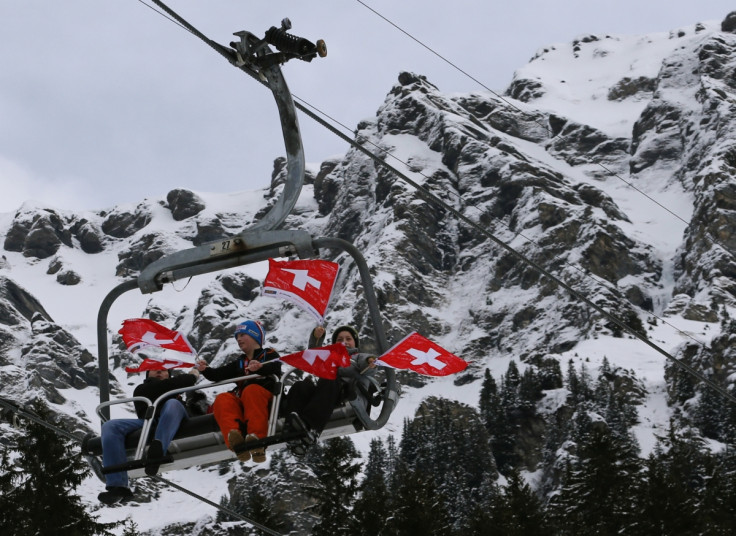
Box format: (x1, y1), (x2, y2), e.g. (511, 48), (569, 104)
(98, 486), (134, 505)
(286, 412), (318, 456)
(145, 439), (164, 476)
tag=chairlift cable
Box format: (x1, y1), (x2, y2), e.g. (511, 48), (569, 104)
(153, 475), (283, 536)
(135, 2), (736, 405)
(293, 94), (715, 353)
(0, 396), (85, 445)
(134, 0), (191, 34)
(353, 0), (735, 258)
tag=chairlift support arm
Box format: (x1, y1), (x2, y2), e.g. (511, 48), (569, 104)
(95, 12), (396, 434)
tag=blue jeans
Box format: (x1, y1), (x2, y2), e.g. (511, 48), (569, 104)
(101, 398), (188, 488)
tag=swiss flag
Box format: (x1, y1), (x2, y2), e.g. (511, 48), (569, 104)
(125, 358), (193, 374)
(262, 258), (339, 322)
(375, 332), (468, 376)
(118, 319), (196, 355)
(280, 343), (351, 380)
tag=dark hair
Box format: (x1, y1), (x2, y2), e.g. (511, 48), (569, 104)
(331, 325), (359, 348)
(146, 369), (172, 379)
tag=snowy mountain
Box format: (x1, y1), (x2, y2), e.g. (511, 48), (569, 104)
(1, 13), (735, 535)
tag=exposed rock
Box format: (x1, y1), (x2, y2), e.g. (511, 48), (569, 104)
(3, 209), (72, 259)
(3, 216), (30, 252)
(166, 189), (206, 221)
(607, 75), (656, 100)
(47, 257), (63, 275)
(217, 272), (261, 302)
(721, 11), (736, 33)
(193, 218), (227, 246)
(71, 219), (105, 253)
(56, 270), (81, 286)
(188, 285), (240, 362)
(0, 277), (52, 326)
(268, 157), (317, 200)
(115, 232), (172, 277)
(312, 158), (342, 215)
(21, 313), (99, 402)
(506, 78), (545, 102)
(102, 203), (152, 238)
(547, 121), (630, 167)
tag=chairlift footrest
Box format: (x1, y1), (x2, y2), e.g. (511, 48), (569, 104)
(101, 455), (174, 475)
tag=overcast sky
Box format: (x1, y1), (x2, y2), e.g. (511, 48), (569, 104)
(0, 1), (733, 213)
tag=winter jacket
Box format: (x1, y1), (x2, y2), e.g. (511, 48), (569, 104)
(132, 374), (197, 419)
(201, 348), (282, 394)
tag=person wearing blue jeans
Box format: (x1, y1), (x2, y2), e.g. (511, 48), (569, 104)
(98, 367), (199, 505)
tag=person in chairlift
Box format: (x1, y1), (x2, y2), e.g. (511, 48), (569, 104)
(98, 364), (199, 505)
(284, 325), (377, 454)
(196, 320), (281, 464)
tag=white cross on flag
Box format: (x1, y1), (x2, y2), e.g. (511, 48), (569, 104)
(125, 357), (193, 374)
(261, 258), (339, 322)
(375, 332), (468, 376)
(118, 318), (196, 355)
(279, 343), (351, 380)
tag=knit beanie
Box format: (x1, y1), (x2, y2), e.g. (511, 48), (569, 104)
(234, 320), (265, 347)
(331, 325), (359, 348)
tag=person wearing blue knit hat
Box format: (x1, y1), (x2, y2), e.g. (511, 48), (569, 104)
(196, 320), (281, 463)
(233, 320), (265, 346)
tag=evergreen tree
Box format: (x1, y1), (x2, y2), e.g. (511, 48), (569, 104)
(218, 470), (284, 531)
(698, 451), (736, 535)
(637, 423), (712, 534)
(529, 355), (563, 391)
(470, 470), (545, 536)
(502, 361), (522, 407)
(723, 402), (736, 447)
(303, 436), (362, 536)
(385, 434), (400, 485)
(399, 397), (496, 531)
(547, 407), (642, 535)
(519, 367), (543, 409)
(693, 382), (726, 440)
(592, 357), (613, 408)
(0, 400), (117, 536)
(351, 438), (391, 536)
(478, 369), (500, 430)
(565, 359), (580, 399)
(493, 364), (523, 473)
(384, 462), (452, 536)
(121, 518), (142, 536)
(479, 370), (505, 464)
(664, 357), (696, 406)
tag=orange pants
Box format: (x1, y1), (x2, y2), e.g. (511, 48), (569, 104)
(212, 384), (273, 447)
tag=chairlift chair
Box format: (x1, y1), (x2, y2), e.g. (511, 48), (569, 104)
(82, 21), (399, 480)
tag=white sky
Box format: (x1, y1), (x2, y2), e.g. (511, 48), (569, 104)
(0, 0), (733, 212)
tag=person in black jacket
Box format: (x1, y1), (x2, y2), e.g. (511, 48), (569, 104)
(284, 325), (376, 453)
(195, 320), (281, 464)
(98, 366), (199, 505)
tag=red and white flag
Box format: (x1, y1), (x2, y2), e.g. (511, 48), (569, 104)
(261, 258), (339, 322)
(118, 318), (196, 355)
(125, 358), (193, 374)
(375, 332), (468, 376)
(279, 343), (351, 380)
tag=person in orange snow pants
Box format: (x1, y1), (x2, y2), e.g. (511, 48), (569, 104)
(196, 320), (281, 463)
